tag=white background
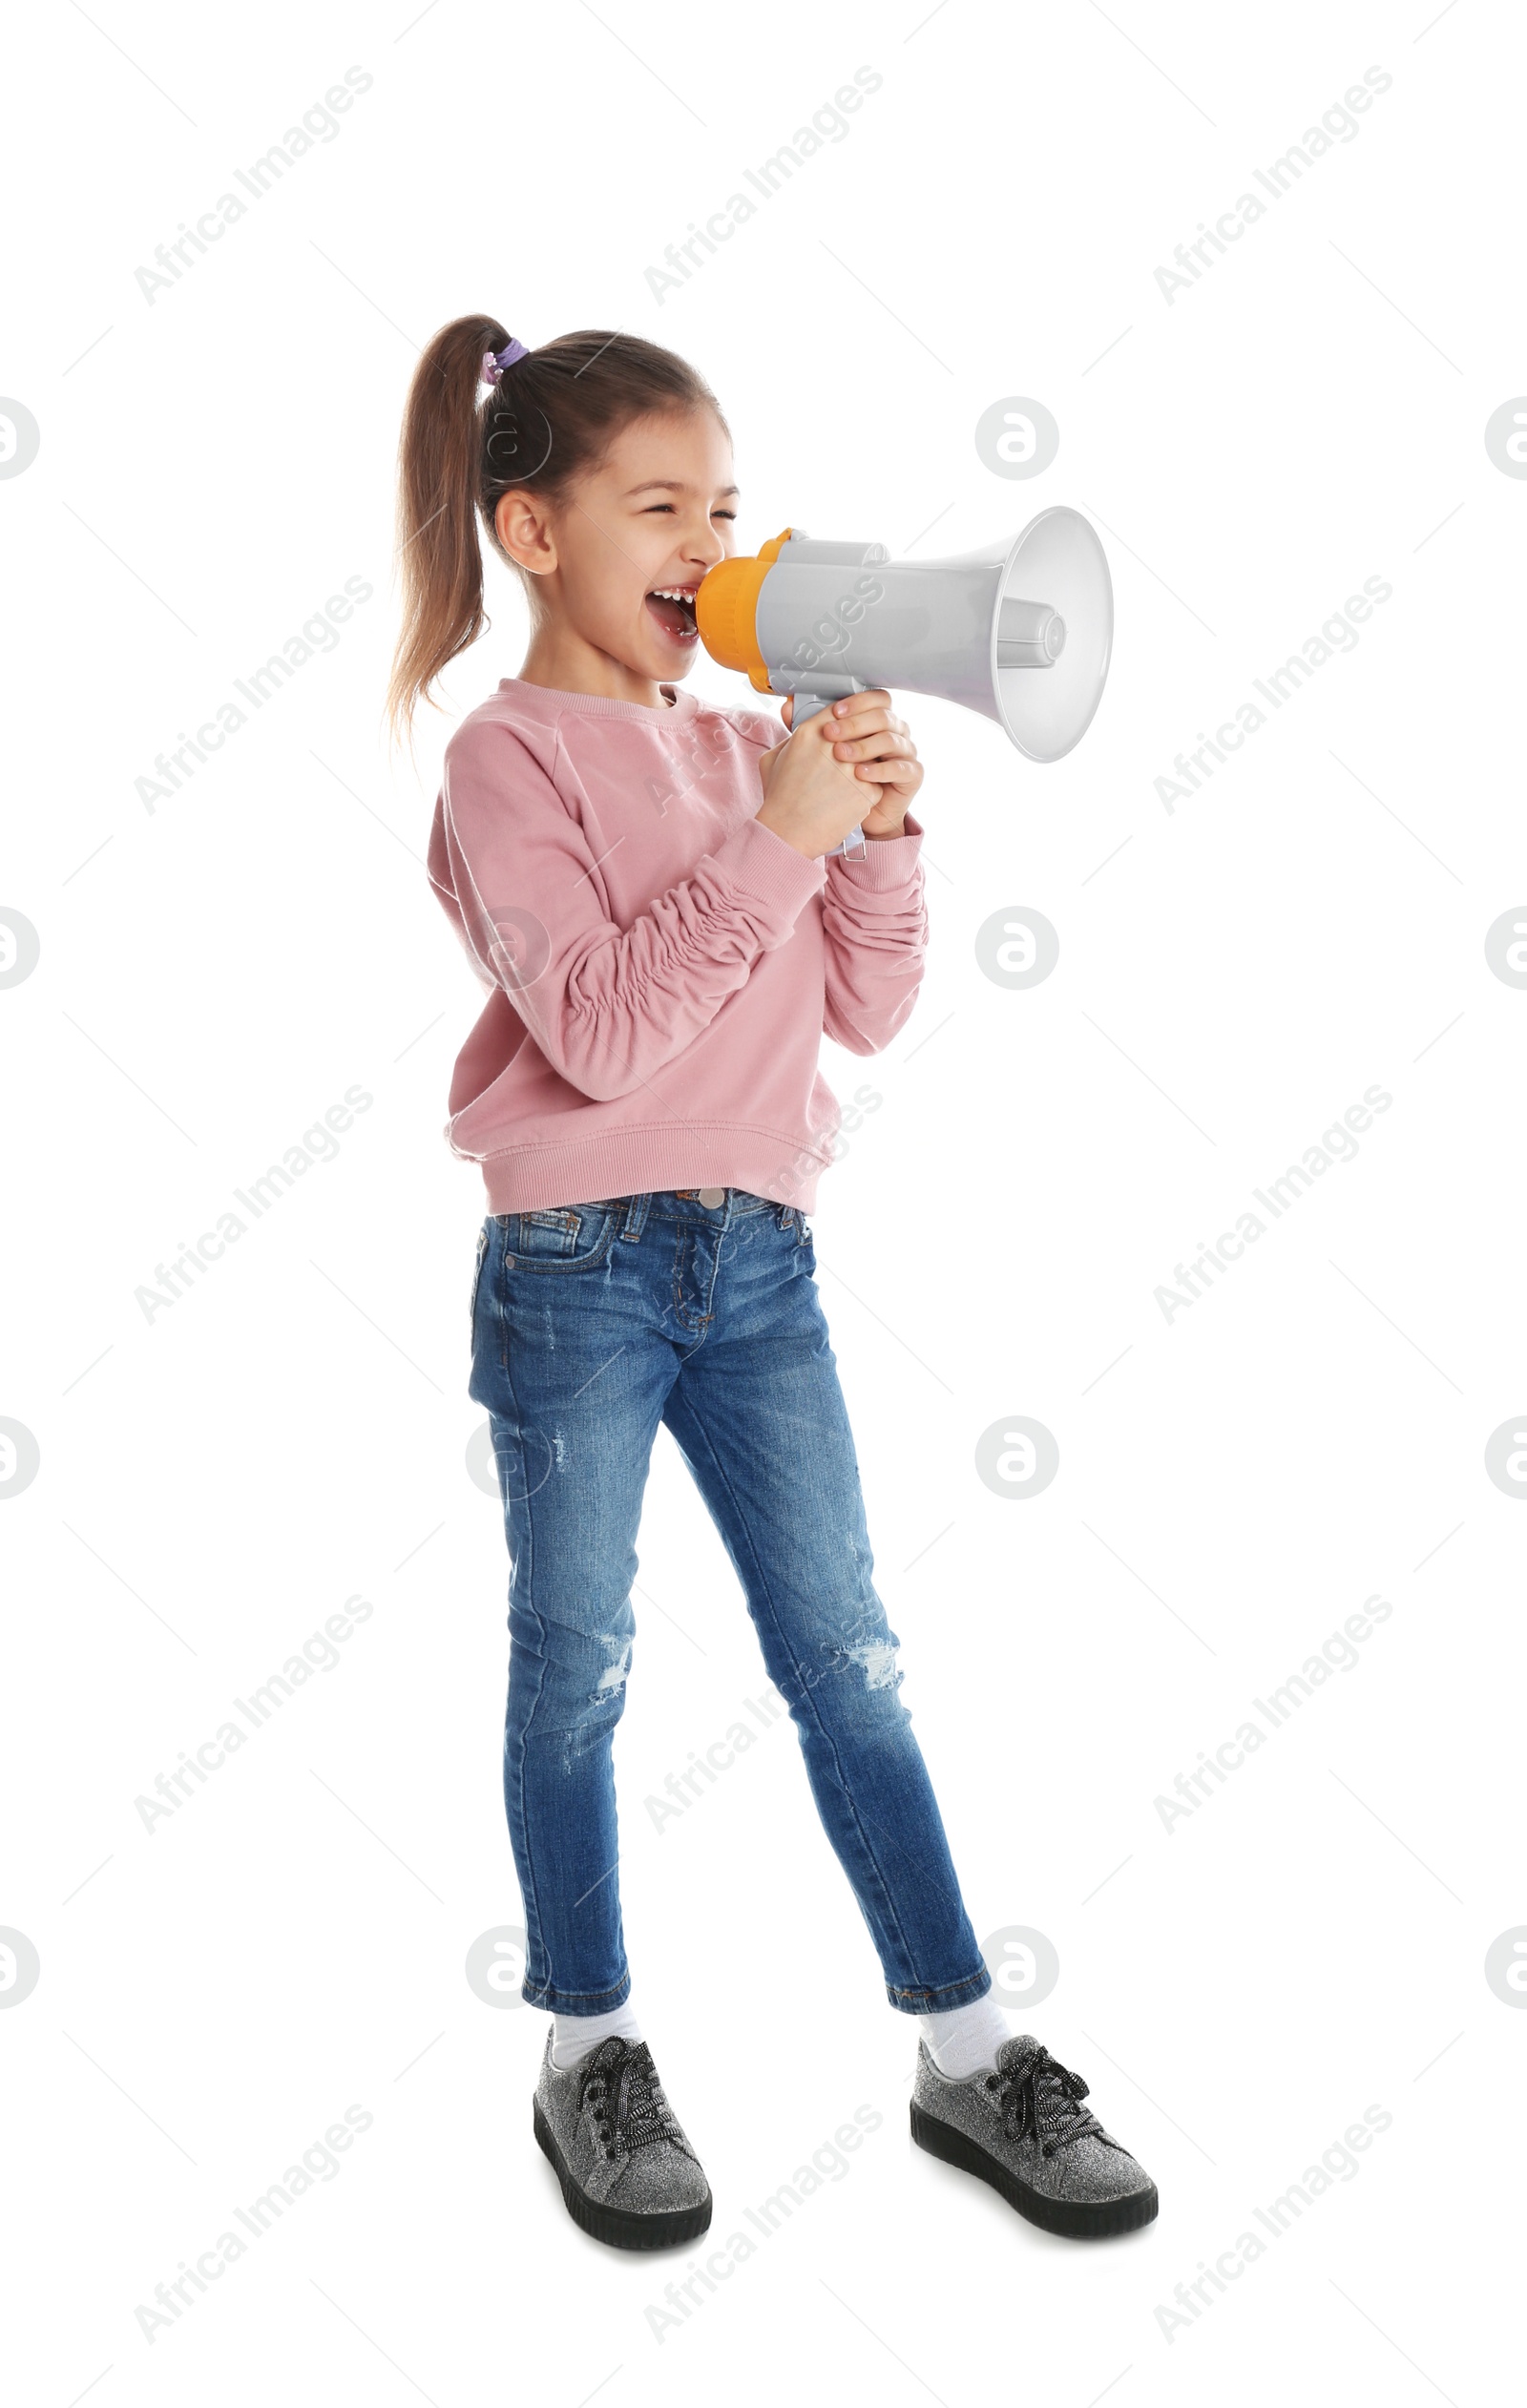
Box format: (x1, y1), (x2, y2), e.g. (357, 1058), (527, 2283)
(3, 1), (1523, 2400)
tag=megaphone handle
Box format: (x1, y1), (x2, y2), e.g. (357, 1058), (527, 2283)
(791, 682), (866, 858)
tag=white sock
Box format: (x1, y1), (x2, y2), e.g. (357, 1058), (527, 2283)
(550, 2000), (643, 2071)
(916, 1991), (1013, 2080)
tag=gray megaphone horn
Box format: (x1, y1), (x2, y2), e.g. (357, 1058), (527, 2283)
(695, 506), (1113, 854)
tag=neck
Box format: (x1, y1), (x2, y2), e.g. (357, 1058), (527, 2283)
(516, 617), (672, 708)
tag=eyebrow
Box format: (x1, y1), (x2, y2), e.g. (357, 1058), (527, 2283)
(622, 479), (741, 497)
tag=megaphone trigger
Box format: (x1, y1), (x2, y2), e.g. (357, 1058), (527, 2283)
(777, 673), (874, 860)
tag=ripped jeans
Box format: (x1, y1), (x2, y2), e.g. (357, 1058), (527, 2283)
(468, 1185), (993, 2018)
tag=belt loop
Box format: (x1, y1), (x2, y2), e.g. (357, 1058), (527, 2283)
(620, 1192), (651, 1242)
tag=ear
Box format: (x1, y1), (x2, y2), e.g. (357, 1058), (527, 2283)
(494, 489), (557, 576)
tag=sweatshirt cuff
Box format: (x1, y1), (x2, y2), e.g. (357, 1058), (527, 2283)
(711, 813), (827, 915)
(828, 809), (924, 888)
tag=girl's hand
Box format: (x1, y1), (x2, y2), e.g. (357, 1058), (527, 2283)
(784, 691), (922, 838)
(757, 691), (923, 855)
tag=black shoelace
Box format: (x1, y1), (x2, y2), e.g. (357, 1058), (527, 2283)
(986, 2045), (1108, 2158)
(578, 2039), (685, 2157)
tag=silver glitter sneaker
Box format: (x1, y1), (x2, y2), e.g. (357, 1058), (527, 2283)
(533, 2031), (712, 2251)
(910, 2033), (1159, 2238)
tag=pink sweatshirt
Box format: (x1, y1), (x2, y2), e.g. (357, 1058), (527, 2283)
(428, 676), (928, 1213)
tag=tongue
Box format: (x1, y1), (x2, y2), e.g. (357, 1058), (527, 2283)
(645, 592), (694, 642)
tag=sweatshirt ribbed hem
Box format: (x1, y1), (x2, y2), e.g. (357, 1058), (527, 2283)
(459, 1119), (835, 1217)
(829, 809), (925, 888)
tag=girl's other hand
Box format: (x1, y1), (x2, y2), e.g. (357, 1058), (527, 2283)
(756, 691), (923, 855)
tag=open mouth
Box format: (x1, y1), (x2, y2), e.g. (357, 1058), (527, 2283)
(644, 586), (700, 645)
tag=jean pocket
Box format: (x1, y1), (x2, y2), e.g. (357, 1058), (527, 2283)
(503, 1201), (620, 1274)
(470, 1219), (491, 1334)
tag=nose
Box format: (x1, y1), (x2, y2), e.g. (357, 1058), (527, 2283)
(687, 514), (730, 573)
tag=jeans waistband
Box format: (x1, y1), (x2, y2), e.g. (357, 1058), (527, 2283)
(611, 1188), (789, 1238)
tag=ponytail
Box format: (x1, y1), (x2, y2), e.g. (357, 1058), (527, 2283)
(387, 314), (509, 751)
(387, 317), (727, 750)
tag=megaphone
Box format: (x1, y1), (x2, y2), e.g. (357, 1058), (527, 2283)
(696, 507), (1113, 855)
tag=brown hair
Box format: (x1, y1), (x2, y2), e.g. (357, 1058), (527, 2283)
(387, 317), (727, 747)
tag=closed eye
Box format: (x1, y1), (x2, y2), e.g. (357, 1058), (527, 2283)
(644, 504), (737, 518)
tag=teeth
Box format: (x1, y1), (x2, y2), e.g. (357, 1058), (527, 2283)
(649, 588), (698, 603)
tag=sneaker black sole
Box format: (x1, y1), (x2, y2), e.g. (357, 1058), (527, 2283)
(533, 2097), (713, 2251)
(910, 2100), (1159, 2239)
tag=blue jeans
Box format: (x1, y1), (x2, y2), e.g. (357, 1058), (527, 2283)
(468, 1185), (992, 2018)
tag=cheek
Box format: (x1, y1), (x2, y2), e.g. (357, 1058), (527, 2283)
(572, 569), (641, 635)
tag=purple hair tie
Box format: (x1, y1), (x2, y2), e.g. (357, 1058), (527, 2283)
(480, 337), (530, 386)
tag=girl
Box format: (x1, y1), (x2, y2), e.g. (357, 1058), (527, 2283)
(388, 319), (1157, 2251)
